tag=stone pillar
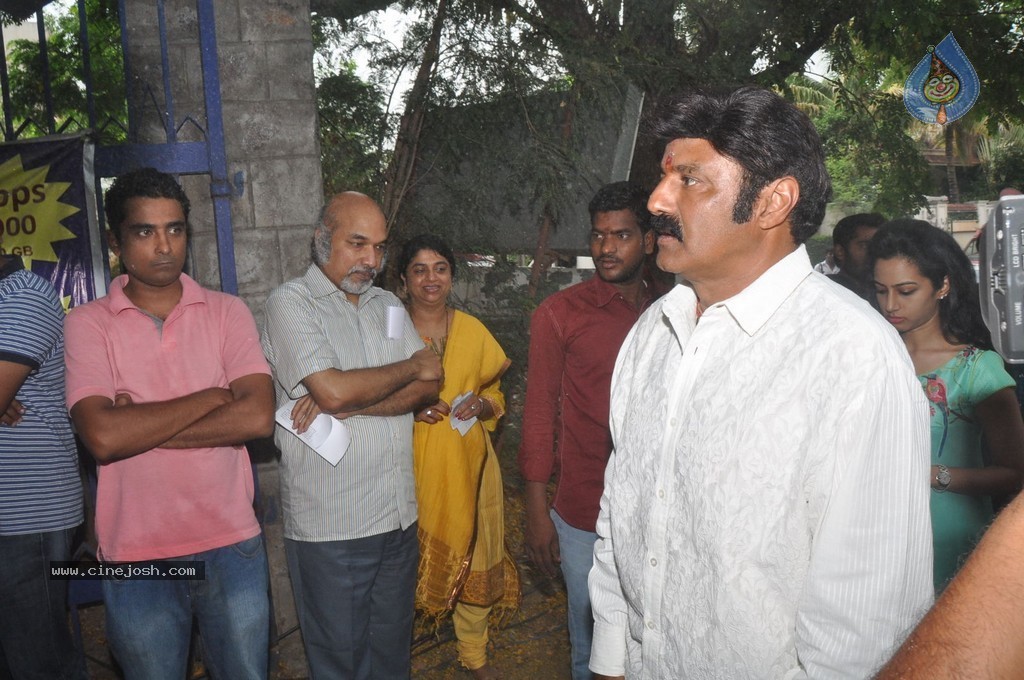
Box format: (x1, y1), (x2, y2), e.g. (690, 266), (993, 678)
(121, 0), (322, 320)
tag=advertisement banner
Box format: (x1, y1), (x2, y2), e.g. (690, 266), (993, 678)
(0, 134), (106, 309)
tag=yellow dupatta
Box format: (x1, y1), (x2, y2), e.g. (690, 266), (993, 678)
(412, 311), (520, 617)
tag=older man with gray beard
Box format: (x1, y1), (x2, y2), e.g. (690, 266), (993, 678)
(261, 192), (442, 679)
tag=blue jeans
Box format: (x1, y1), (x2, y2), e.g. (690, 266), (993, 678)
(102, 533), (270, 680)
(552, 509), (597, 680)
(0, 527), (85, 680)
(285, 524), (418, 680)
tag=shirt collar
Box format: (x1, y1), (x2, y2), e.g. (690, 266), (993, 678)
(107, 273), (206, 314)
(584, 274), (654, 310)
(714, 245), (812, 336)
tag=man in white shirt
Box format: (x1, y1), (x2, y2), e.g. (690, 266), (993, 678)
(589, 86), (933, 680)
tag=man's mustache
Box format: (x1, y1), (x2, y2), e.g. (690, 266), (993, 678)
(651, 214), (683, 241)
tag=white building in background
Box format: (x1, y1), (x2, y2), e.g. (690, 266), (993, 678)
(914, 197), (994, 249)
(3, 15), (40, 62)
(3, 15), (41, 55)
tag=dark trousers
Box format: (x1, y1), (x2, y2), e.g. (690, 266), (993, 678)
(285, 523), (419, 680)
(0, 527), (86, 680)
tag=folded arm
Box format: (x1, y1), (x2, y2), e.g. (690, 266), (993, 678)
(0, 360), (31, 426)
(302, 345), (441, 414)
(329, 377), (438, 419)
(159, 373), (274, 448)
(71, 387), (234, 462)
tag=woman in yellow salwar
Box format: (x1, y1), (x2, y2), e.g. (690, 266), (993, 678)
(398, 234), (520, 678)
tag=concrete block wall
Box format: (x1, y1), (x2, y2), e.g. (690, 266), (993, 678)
(121, 0), (323, 323)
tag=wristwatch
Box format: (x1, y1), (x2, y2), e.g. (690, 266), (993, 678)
(935, 464), (952, 492)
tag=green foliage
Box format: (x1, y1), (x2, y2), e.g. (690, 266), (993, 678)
(313, 14), (394, 196)
(979, 123), (1024, 195)
(316, 1), (1024, 233)
(4, 0), (126, 142)
(317, 61), (392, 196)
(815, 88), (930, 216)
(788, 50), (931, 217)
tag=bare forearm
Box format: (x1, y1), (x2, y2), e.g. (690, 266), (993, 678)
(72, 388), (231, 462)
(162, 375), (274, 448)
(336, 379), (438, 418)
(306, 358), (424, 413)
(524, 480), (550, 518)
(935, 465), (1023, 497)
(876, 496), (1024, 678)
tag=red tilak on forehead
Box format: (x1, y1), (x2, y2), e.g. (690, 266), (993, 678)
(661, 150), (674, 171)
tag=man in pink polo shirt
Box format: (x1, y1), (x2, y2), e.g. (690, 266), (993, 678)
(64, 168), (275, 679)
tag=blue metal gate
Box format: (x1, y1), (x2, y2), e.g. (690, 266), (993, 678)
(0, 0), (239, 293)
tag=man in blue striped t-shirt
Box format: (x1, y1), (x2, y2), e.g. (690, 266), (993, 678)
(0, 252), (84, 679)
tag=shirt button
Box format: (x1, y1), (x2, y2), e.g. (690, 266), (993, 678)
(650, 557), (657, 567)
(646, 620), (655, 630)
(657, 489), (665, 499)
(670, 418), (678, 427)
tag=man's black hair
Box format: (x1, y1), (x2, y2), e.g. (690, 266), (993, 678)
(832, 213), (886, 249)
(587, 181), (652, 232)
(104, 167), (191, 244)
(648, 86), (832, 244)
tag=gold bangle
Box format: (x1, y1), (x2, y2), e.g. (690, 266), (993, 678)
(479, 394), (503, 420)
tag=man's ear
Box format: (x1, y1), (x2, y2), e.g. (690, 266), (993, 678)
(832, 243), (847, 267)
(754, 176), (799, 233)
(643, 229), (655, 256)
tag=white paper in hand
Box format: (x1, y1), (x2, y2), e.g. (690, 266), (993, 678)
(275, 400), (350, 466)
(387, 305), (407, 340)
(449, 391), (478, 436)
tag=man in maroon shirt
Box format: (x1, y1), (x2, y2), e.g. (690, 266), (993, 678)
(519, 181), (659, 680)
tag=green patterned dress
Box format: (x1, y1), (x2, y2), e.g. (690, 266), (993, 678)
(920, 346), (1015, 592)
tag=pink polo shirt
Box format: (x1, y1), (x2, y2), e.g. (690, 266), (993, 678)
(64, 274), (269, 562)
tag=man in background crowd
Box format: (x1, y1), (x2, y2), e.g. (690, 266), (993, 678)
(520, 181), (657, 680)
(826, 212), (885, 298)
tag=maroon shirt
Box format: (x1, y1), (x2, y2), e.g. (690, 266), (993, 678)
(518, 275), (658, 532)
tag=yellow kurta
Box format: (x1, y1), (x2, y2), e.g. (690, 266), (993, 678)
(412, 310), (520, 616)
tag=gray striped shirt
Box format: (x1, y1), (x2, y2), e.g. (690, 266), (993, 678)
(261, 265), (421, 541)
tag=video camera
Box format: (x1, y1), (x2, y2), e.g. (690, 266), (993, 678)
(979, 194), (1024, 363)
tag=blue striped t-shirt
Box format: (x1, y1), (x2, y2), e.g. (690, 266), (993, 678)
(0, 264), (83, 534)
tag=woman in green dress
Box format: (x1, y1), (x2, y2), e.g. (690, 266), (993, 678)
(870, 219), (1024, 592)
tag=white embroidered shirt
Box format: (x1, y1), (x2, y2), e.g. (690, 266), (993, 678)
(590, 246), (934, 679)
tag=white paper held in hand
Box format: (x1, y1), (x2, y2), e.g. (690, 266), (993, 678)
(387, 305), (407, 340)
(449, 391), (478, 436)
(275, 400), (351, 466)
